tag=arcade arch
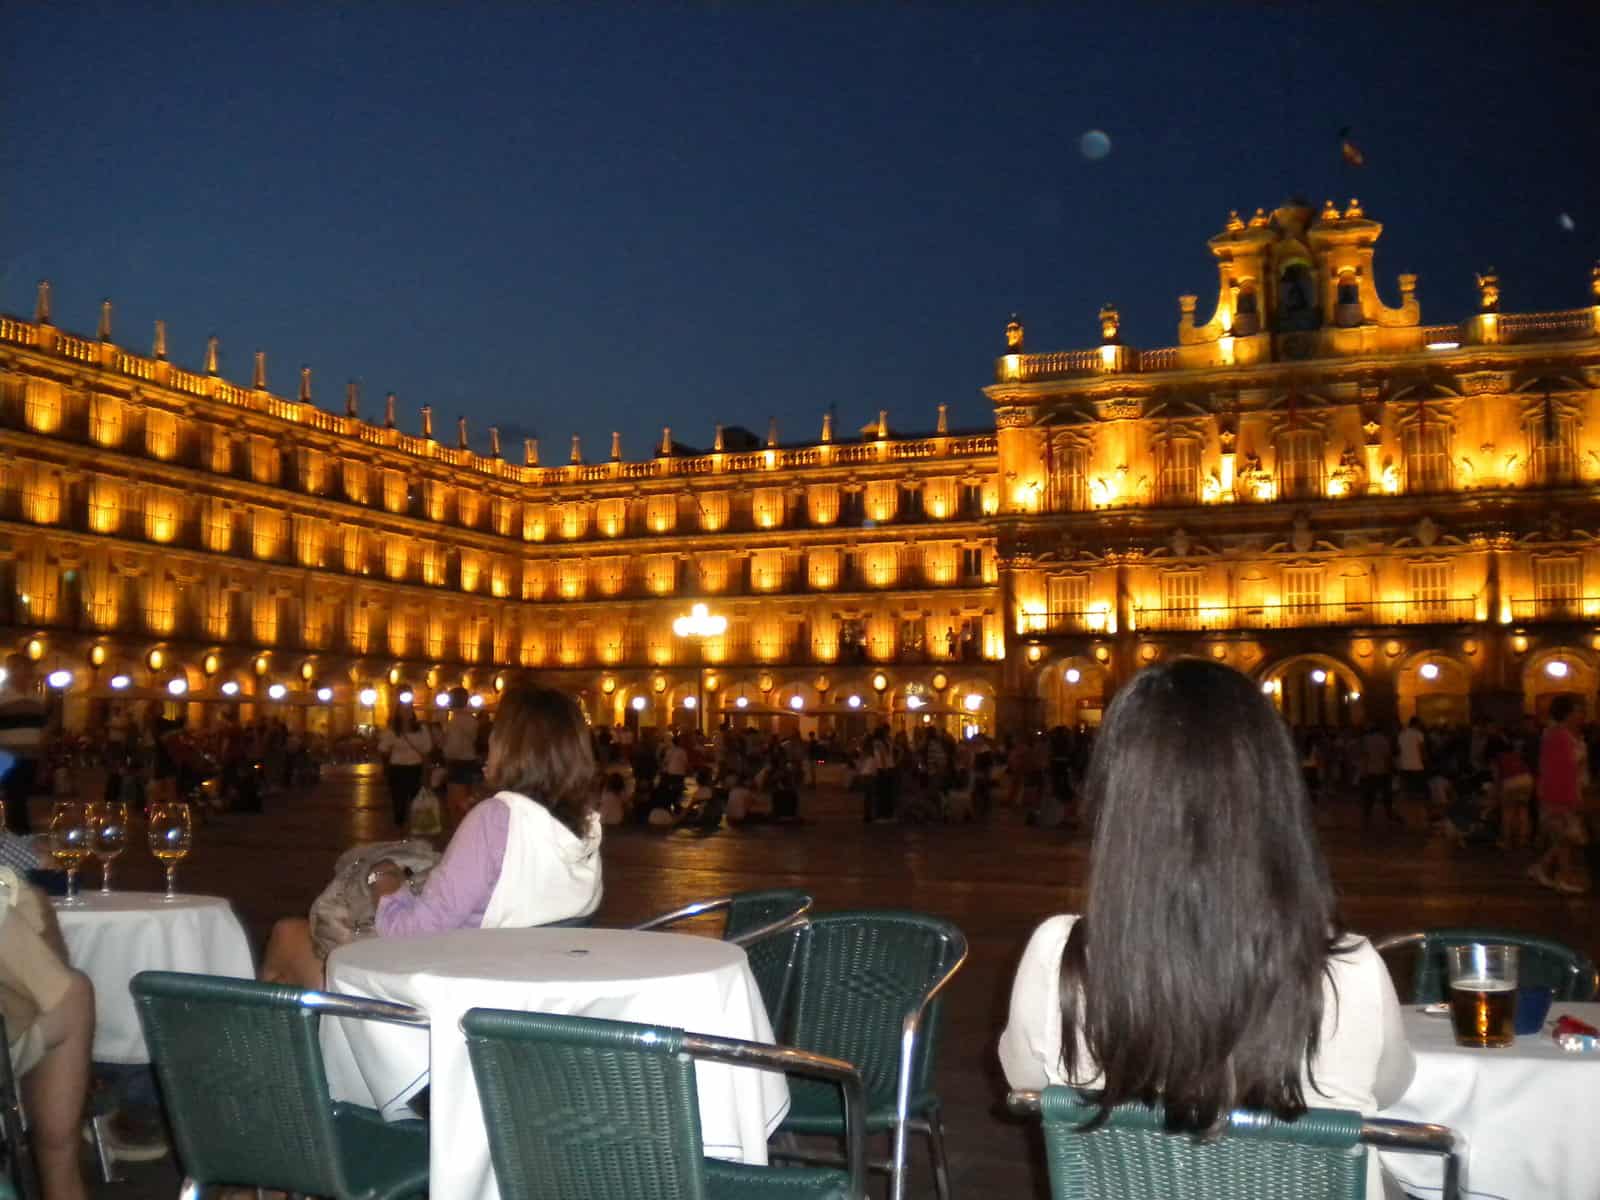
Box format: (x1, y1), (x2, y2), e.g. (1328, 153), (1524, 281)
(1259, 653), (1365, 728)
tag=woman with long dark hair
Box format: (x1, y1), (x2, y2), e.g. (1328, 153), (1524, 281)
(999, 658), (1413, 1198)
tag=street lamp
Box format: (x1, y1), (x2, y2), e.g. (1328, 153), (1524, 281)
(672, 603), (726, 736)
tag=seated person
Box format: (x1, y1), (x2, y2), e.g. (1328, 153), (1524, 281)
(2, 868), (94, 1200)
(998, 659), (1413, 1200)
(262, 684), (602, 987)
(597, 772), (629, 827)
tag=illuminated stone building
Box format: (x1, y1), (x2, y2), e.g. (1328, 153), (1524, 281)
(0, 290), (1003, 735)
(992, 199), (1600, 729)
(4, 199), (1599, 737)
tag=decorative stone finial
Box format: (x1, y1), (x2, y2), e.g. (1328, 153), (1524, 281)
(1398, 273), (1418, 302)
(570, 434), (583, 465)
(1475, 268), (1500, 313)
(1249, 208), (1269, 228)
(153, 320), (168, 360)
(524, 437), (539, 466)
(821, 411), (833, 443)
(34, 280), (53, 324)
(420, 405), (433, 439)
(489, 426), (501, 458)
(345, 381), (359, 418)
(1225, 210), (1245, 233)
(1344, 197), (1365, 219)
(98, 299), (113, 342)
(1004, 314), (1024, 351)
(298, 365), (312, 403)
(660, 426), (672, 455)
(876, 410), (889, 439)
(713, 424), (725, 452)
(384, 392), (397, 428)
(610, 431), (622, 460)
(253, 351), (267, 389)
(1591, 262), (1600, 301)
(937, 403), (948, 434)
(457, 416), (469, 450)
(205, 335), (220, 376)
(1320, 198), (1340, 221)
(766, 417), (778, 448)
(1099, 304), (1121, 344)
(1179, 294), (1197, 317)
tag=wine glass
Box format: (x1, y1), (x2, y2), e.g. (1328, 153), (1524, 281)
(147, 800), (194, 900)
(49, 799), (92, 905)
(90, 800), (130, 893)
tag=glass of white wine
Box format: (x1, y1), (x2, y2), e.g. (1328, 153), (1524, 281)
(49, 798), (92, 905)
(147, 799), (194, 901)
(90, 800), (130, 893)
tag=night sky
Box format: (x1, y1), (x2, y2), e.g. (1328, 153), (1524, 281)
(4, 4), (1596, 456)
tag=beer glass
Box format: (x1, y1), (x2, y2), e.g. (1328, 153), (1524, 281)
(1447, 943), (1518, 1048)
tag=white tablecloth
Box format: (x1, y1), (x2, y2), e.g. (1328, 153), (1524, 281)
(52, 892), (255, 1063)
(321, 926), (791, 1200)
(1380, 1000), (1600, 1200)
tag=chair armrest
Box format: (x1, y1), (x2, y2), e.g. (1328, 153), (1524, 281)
(684, 1032), (867, 1200)
(631, 897), (732, 931)
(727, 913), (809, 948)
(1005, 1090), (1042, 1117)
(1362, 1117), (1461, 1200)
(1371, 932), (1425, 955)
(301, 990), (430, 1028)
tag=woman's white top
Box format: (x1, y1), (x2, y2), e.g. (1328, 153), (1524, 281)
(379, 726), (434, 767)
(999, 914), (1415, 1200)
(480, 792), (602, 929)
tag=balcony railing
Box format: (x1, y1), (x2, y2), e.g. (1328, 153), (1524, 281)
(1509, 596), (1600, 622)
(1131, 598), (1478, 632)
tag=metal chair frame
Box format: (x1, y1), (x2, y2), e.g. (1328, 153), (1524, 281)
(461, 1006), (868, 1200)
(771, 913), (968, 1200)
(631, 890), (815, 947)
(1374, 929), (1600, 1002)
(1007, 1090), (1462, 1200)
(132, 972), (429, 1200)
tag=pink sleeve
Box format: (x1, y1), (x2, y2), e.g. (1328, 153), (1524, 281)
(375, 798), (510, 936)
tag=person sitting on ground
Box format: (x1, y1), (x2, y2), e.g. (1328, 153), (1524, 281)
(597, 771), (630, 827)
(261, 684), (603, 987)
(2, 869), (94, 1200)
(999, 658), (1413, 1200)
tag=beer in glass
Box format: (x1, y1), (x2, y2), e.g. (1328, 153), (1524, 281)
(1446, 943), (1518, 1048)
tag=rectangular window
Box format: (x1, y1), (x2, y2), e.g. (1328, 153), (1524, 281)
(1534, 557), (1582, 618)
(1160, 571), (1201, 611)
(1527, 410), (1578, 486)
(1048, 575), (1091, 622)
(961, 484), (983, 517)
(1402, 425), (1451, 493)
(1409, 562), (1451, 617)
(899, 618), (925, 654)
(1047, 443), (1090, 512)
(1276, 430), (1324, 499)
(1282, 566), (1324, 626)
(1156, 440), (1201, 504)
(961, 547), (984, 580)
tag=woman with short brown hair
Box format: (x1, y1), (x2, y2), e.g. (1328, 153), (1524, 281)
(262, 683), (602, 987)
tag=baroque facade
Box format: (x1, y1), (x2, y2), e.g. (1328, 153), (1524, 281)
(3, 198), (1599, 735)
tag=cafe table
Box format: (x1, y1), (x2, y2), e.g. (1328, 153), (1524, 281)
(51, 892), (255, 1063)
(320, 925), (791, 1200)
(1379, 999), (1600, 1200)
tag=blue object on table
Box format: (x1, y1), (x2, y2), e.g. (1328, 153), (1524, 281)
(1514, 984), (1554, 1036)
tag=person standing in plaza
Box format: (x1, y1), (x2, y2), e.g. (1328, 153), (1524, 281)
(1359, 723), (1399, 828)
(1530, 696), (1590, 894)
(378, 703), (434, 828)
(440, 686), (480, 823)
(1395, 715), (1427, 816)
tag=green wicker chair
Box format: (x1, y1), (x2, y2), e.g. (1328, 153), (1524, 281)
(130, 971), (430, 1200)
(0, 1016), (38, 1200)
(1009, 1088), (1461, 1200)
(773, 910), (967, 1200)
(1374, 928), (1599, 1002)
(634, 889), (813, 1028)
(461, 1006), (866, 1200)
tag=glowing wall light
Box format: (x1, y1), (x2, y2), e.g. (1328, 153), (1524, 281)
(267, 683), (288, 700)
(47, 669), (73, 689)
(166, 678), (188, 697)
(358, 687), (378, 706)
(221, 681), (241, 698)
(109, 674), (131, 690)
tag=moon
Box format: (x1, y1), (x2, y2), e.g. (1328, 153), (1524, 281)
(1079, 130), (1112, 160)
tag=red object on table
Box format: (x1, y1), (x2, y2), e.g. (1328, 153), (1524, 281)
(1552, 1014), (1599, 1039)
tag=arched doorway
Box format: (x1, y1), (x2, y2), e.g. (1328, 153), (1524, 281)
(1037, 656), (1109, 729)
(1394, 652), (1470, 727)
(1259, 654), (1365, 728)
(1523, 647), (1597, 719)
